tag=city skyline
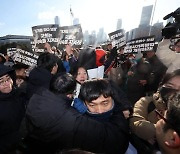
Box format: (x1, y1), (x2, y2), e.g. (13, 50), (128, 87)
(0, 0), (179, 36)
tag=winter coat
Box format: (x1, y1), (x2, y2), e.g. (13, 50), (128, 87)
(126, 61), (152, 105)
(26, 67), (53, 100)
(146, 55), (167, 92)
(25, 88), (129, 154)
(156, 39), (180, 73)
(129, 92), (166, 142)
(0, 88), (25, 153)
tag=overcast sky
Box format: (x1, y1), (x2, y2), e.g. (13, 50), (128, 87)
(0, 0), (179, 36)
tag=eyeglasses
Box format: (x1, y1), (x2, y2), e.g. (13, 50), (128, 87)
(0, 76), (12, 86)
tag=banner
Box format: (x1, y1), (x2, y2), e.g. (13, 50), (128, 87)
(7, 48), (17, 58)
(124, 36), (155, 53)
(32, 24), (59, 52)
(14, 49), (39, 66)
(58, 24), (83, 49)
(108, 29), (126, 49)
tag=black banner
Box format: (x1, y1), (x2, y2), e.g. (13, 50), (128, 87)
(7, 48), (17, 58)
(124, 36), (155, 53)
(32, 24), (59, 52)
(58, 24), (83, 49)
(108, 29), (126, 49)
(14, 49), (39, 66)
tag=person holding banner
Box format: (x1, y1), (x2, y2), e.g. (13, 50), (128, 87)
(62, 43), (77, 73)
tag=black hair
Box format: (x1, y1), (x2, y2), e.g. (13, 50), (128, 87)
(37, 52), (58, 72)
(50, 73), (76, 95)
(70, 64), (88, 80)
(79, 79), (113, 102)
(12, 63), (29, 70)
(160, 69), (180, 86)
(164, 91), (180, 136)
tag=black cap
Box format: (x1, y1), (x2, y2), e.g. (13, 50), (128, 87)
(0, 64), (14, 77)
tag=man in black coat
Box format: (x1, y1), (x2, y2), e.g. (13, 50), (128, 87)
(0, 64), (25, 154)
(25, 73), (129, 154)
(26, 52), (59, 100)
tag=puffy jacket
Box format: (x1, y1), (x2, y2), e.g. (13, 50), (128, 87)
(129, 92), (166, 142)
(25, 88), (129, 154)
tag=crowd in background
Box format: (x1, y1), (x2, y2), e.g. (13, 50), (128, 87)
(0, 37), (180, 154)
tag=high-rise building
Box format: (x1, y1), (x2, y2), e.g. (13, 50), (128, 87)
(54, 16), (60, 25)
(139, 5), (153, 26)
(116, 19), (122, 30)
(73, 18), (79, 25)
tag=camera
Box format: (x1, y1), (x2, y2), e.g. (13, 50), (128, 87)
(162, 7), (180, 38)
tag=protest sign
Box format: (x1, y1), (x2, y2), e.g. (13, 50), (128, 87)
(108, 29), (126, 49)
(7, 48), (17, 58)
(32, 24), (59, 52)
(14, 49), (39, 66)
(124, 36), (155, 53)
(58, 24), (83, 49)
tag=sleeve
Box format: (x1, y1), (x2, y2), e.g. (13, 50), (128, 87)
(129, 97), (156, 141)
(156, 39), (176, 68)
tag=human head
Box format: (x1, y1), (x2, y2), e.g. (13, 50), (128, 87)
(174, 39), (180, 53)
(145, 50), (156, 59)
(159, 69), (180, 103)
(79, 79), (114, 114)
(156, 92), (180, 154)
(13, 63), (29, 78)
(37, 52), (58, 74)
(0, 64), (14, 93)
(107, 43), (112, 51)
(70, 65), (88, 84)
(50, 73), (76, 99)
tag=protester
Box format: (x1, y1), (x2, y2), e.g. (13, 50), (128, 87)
(129, 69), (180, 153)
(0, 64), (25, 154)
(25, 73), (129, 154)
(78, 78), (131, 120)
(156, 91), (180, 154)
(70, 65), (88, 98)
(156, 39), (180, 73)
(126, 60), (152, 106)
(144, 49), (167, 93)
(26, 52), (59, 100)
(62, 44), (77, 73)
(12, 63), (29, 88)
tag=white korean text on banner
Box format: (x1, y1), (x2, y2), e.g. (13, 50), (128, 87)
(14, 49), (39, 66)
(108, 29), (126, 49)
(58, 24), (83, 49)
(124, 36), (155, 54)
(32, 24), (59, 53)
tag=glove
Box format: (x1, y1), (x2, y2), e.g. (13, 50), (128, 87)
(73, 98), (87, 114)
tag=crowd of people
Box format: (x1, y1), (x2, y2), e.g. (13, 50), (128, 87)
(0, 37), (180, 154)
